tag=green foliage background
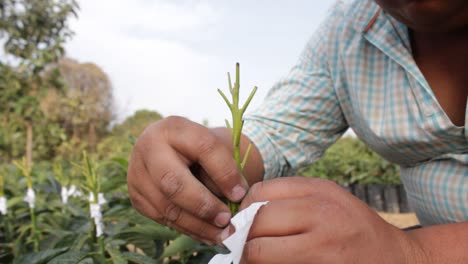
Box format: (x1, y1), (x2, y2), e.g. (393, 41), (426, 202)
(299, 137), (401, 186)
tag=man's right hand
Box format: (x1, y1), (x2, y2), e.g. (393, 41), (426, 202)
(127, 116), (262, 245)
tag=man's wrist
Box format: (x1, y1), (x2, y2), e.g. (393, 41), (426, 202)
(400, 230), (432, 264)
(400, 222), (468, 264)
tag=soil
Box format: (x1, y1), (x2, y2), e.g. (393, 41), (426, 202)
(378, 212), (420, 229)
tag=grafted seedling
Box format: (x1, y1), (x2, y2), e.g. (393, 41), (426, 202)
(72, 151), (106, 262)
(218, 63), (257, 214)
(13, 157), (39, 252)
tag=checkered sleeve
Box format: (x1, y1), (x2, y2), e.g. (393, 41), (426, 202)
(243, 4), (349, 180)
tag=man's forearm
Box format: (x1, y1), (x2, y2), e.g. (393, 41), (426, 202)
(406, 221), (468, 264)
(211, 127), (265, 186)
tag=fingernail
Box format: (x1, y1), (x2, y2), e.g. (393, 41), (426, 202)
(215, 212), (231, 227)
(219, 226), (231, 242)
(231, 184), (246, 201)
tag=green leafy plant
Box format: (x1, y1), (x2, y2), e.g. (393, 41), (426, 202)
(299, 137), (401, 186)
(0, 169), (4, 198)
(218, 63), (257, 215)
(13, 158), (40, 252)
(72, 151), (106, 262)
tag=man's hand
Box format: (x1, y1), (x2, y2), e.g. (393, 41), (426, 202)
(238, 177), (426, 264)
(127, 116), (255, 245)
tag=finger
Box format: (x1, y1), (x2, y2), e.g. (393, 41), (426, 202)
(241, 234), (314, 264)
(164, 116), (249, 201)
(129, 180), (222, 245)
(128, 188), (212, 244)
(128, 149), (165, 217)
(128, 152), (226, 243)
(240, 177), (342, 210)
(247, 198), (315, 240)
(142, 144), (233, 228)
(191, 164), (223, 197)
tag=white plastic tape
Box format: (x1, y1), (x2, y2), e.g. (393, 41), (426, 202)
(61, 185), (83, 204)
(61, 186), (69, 204)
(88, 192), (106, 205)
(89, 192), (106, 237)
(90, 203), (104, 237)
(0, 196), (7, 215)
(24, 188), (35, 209)
(209, 201), (268, 264)
(69, 185), (82, 198)
(97, 193), (107, 205)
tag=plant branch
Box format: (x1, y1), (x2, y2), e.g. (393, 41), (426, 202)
(218, 63), (256, 215)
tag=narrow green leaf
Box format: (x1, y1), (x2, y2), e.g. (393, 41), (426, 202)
(117, 224), (179, 241)
(160, 235), (199, 259)
(227, 72), (233, 92)
(217, 89), (231, 109)
(224, 119), (232, 131)
(48, 251), (90, 264)
(70, 233), (91, 251)
(241, 86), (257, 114)
(241, 143), (253, 170)
(106, 246), (128, 264)
(121, 252), (158, 264)
(13, 247), (69, 264)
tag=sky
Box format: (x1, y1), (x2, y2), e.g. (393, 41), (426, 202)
(65, 0), (337, 126)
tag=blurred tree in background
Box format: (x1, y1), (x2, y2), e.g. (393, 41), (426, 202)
(42, 57), (115, 151)
(95, 110), (163, 161)
(112, 109), (162, 139)
(0, 0), (78, 166)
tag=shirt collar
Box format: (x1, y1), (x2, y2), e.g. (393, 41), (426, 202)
(350, 0), (381, 33)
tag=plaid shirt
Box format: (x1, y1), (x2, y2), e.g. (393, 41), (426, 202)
(243, 0), (467, 226)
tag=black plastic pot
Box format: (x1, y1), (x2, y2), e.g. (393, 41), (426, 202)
(383, 185), (399, 213)
(367, 184), (385, 211)
(351, 184), (367, 203)
(398, 185), (412, 213)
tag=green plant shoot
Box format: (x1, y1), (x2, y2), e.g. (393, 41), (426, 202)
(218, 63), (257, 215)
(13, 158), (32, 189)
(72, 151), (106, 262)
(13, 157), (39, 252)
(0, 169), (4, 198)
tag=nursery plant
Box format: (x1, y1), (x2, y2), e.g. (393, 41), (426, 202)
(218, 63), (257, 215)
(0, 150), (222, 263)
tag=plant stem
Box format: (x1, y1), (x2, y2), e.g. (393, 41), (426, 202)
(4, 214), (12, 242)
(14, 159), (39, 252)
(30, 206), (39, 252)
(90, 216), (97, 244)
(218, 63), (257, 215)
(98, 236), (105, 263)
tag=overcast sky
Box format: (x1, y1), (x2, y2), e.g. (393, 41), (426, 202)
(65, 0), (336, 126)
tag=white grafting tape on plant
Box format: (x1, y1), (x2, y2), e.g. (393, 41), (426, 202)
(0, 196), (7, 215)
(90, 203), (104, 236)
(209, 201), (268, 264)
(61, 185), (83, 204)
(24, 187), (35, 209)
(70, 185), (82, 198)
(97, 193), (107, 204)
(89, 192), (106, 237)
(61, 186), (70, 204)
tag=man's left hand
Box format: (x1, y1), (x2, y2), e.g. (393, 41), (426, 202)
(237, 177), (424, 264)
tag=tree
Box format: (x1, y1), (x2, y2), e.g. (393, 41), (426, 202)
(0, 0), (78, 167)
(42, 57), (115, 150)
(112, 110), (163, 138)
(91, 110), (163, 161)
